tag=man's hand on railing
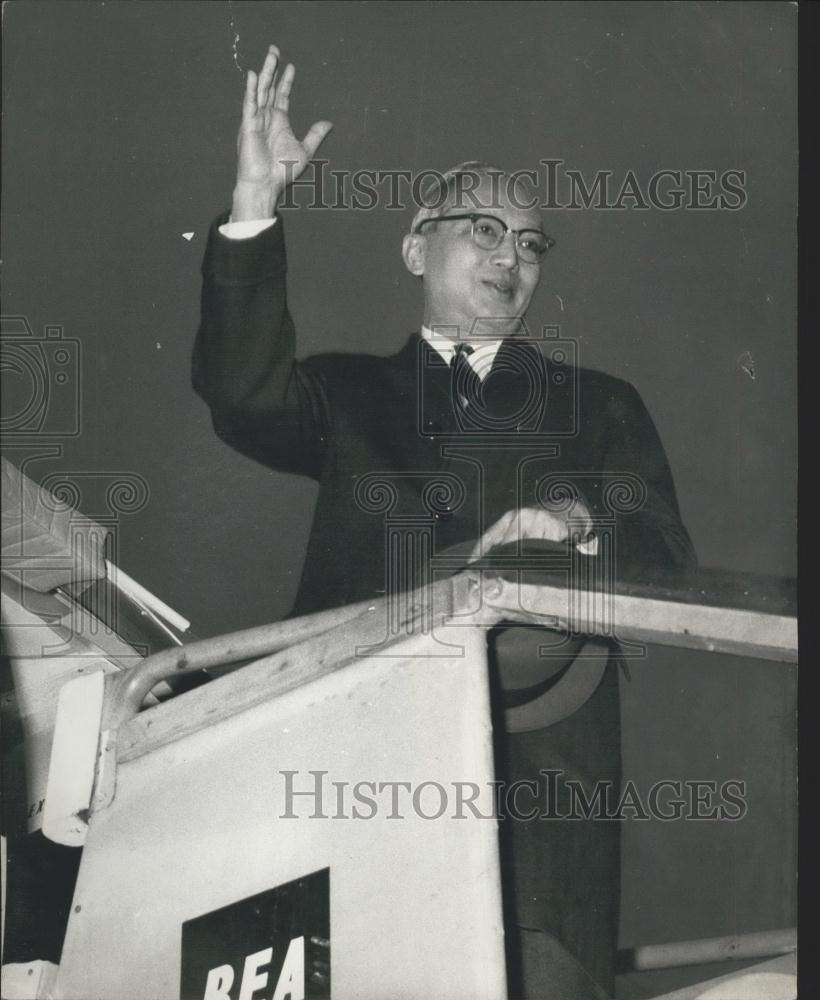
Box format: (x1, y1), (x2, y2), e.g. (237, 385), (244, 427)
(470, 502), (594, 562)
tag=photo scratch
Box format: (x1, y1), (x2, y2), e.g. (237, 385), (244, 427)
(227, 0), (244, 76)
(738, 351), (756, 381)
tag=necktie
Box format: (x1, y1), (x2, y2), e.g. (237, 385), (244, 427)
(451, 343), (482, 409)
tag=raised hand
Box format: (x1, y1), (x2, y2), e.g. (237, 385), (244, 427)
(232, 45), (333, 221)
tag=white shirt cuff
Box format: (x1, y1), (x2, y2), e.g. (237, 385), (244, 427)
(219, 217), (277, 240)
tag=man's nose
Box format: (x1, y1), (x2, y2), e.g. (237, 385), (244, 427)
(488, 230), (519, 267)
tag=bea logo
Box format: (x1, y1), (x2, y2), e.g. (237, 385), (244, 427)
(181, 870), (330, 1000)
(203, 938), (304, 1000)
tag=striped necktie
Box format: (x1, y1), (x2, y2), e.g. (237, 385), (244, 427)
(451, 343), (482, 409)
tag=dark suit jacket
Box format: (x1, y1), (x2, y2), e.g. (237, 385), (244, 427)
(193, 215), (695, 617)
(193, 213), (696, 996)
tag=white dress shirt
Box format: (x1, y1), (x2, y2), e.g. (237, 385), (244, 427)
(420, 326), (502, 380)
(220, 217), (278, 240)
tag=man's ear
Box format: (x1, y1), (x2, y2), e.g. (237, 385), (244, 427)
(402, 233), (426, 276)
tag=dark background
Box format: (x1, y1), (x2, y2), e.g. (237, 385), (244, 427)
(2, 0), (797, 978)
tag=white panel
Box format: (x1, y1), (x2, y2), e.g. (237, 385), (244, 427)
(55, 627), (507, 1000)
(42, 671), (105, 847)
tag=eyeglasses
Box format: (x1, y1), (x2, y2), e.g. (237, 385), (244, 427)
(414, 213), (555, 264)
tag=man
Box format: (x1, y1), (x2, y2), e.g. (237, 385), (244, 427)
(194, 45), (695, 999)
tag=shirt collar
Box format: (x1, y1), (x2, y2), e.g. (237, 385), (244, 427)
(421, 325), (503, 379)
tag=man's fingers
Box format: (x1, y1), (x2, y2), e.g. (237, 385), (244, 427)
(499, 516), (521, 548)
(256, 45), (280, 108)
(273, 63), (295, 112)
(242, 70), (258, 119)
(469, 504), (592, 563)
(301, 120), (334, 158)
(470, 512), (514, 559)
(519, 507), (565, 543)
(474, 525), (509, 558)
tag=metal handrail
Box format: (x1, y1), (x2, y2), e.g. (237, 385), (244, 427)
(104, 593), (394, 732)
(104, 567), (798, 736)
(619, 927), (797, 971)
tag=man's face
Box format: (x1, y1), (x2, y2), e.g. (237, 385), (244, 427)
(405, 175), (544, 338)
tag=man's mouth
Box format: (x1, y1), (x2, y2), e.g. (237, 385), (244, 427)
(484, 280), (515, 298)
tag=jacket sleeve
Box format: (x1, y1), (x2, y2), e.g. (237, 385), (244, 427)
(600, 382), (697, 579)
(192, 214), (330, 479)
